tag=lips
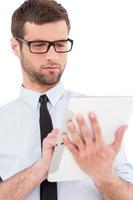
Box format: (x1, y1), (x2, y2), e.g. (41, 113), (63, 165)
(45, 66), (59, 69)
(41, 66), (60, 72)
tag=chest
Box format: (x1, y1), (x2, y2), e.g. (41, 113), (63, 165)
(0, 102), (67, 180)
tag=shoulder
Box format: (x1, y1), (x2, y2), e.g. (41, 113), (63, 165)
(63, 89), (88, 99)
(0, 98), (23, 117)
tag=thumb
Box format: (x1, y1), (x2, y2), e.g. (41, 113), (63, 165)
(112, 125), (128, 152)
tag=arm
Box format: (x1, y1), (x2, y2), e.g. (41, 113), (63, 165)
(95, 174), (133, 200)
(63, 112), (133, 200)
(0, 130), (57, 200)
(0, 160), (45, 200)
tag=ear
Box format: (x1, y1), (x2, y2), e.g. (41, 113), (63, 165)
(10, 37), (21, 57)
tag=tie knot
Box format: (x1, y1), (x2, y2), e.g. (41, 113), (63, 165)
(39, 94), (48, 104)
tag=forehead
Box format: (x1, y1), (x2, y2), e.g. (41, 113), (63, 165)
(24, 20), (68, 41)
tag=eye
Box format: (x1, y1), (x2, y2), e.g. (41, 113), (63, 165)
(55, 41), (66, 48)
(31, 42), (48, 48)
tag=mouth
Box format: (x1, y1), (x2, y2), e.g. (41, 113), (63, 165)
(43, 67), (59, 71)
(41, 66), (60, 72)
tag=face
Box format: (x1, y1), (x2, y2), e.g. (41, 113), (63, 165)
(12, 20), (69, 89)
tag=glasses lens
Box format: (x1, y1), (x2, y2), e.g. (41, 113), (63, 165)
(30, 41), (49, 53)
(29, 39), (73, 53)
(54, 40), (72, 52)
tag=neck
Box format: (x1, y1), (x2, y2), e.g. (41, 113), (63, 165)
(22, 78), (58, 93)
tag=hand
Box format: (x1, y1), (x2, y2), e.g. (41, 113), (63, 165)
(38, 129), (58, 180)
(63, 112), (128, 185)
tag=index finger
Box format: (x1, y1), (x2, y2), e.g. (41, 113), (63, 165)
(89, 112), (103, 143)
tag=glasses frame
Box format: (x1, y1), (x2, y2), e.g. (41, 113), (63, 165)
(15, 37), (73, 54)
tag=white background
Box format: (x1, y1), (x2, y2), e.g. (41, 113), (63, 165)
(0, 0), (133, 164)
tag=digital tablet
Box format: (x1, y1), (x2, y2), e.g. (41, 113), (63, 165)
(48, 96), (133, 182)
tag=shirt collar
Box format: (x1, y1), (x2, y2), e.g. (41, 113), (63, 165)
(20, 82), (65, 109)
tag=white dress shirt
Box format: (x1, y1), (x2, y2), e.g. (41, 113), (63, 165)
(0, 82), (133, 200)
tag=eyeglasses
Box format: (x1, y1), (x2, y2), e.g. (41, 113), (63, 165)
(15, 37), (73, 54)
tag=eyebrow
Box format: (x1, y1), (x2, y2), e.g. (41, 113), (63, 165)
(25, 38), (68, 41)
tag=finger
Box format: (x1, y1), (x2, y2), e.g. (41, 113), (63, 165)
(48, 129), (58, 135)
(42, 135), (58, 158)
(46, 129), (58, 138)
(67, 121), (85, 149)
(112, 125), (128, 152)
(43, 129), (58, 146)
(43, 137), (57, 147)
(89, 112), (103, 143)
(75, 114), (93, 146)
(63, 135), (78, 157)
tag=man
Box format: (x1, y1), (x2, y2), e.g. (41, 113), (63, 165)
(0, 0), (133, 199)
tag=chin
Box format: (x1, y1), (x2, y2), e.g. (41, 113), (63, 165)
(38, 78), (60, 86)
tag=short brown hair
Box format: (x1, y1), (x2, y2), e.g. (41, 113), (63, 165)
(11, 0), (70, 38)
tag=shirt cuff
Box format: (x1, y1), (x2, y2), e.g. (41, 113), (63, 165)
(115, 163), (133, 184)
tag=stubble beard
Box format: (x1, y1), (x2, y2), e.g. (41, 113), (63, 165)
(20, 54), (65, 86)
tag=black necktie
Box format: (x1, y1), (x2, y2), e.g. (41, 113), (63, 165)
(39, 94), (57, 200)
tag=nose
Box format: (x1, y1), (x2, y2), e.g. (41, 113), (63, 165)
(45, 45), (59, 60)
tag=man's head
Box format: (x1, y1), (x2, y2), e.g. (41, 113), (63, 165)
(11, 0), (70, 39)
(11, 0), (72, 91)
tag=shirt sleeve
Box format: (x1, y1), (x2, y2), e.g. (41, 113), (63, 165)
(113, 140), (133, 184)
(115, 163), (133, 184)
